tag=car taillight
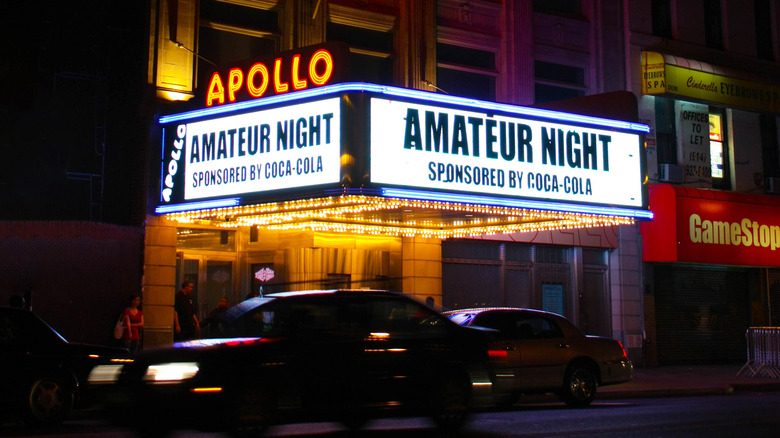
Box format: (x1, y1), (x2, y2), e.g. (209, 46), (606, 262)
(488, 349), (508, 359)
(617, 341), (628, 358)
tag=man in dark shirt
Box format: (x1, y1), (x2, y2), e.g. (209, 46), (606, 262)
(174, 281), (200, 341)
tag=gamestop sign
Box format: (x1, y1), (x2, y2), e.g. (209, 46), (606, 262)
(160, 98), (341, 203)
(641, 184), (780, 267)
(370, 98), (644, 207)
(678, 196), (780, 266)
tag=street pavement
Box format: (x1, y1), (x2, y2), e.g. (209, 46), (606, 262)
(598, 363), (780, 400)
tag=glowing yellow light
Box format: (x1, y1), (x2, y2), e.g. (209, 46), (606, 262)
(162, 195), (636, 239)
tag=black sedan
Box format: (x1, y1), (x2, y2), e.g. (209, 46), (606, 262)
(444, 307), (632, 407)
(93, 290), (495, 435)
(0, 306), (130, 426)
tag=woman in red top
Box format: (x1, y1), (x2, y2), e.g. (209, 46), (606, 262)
(122, 294), (144, 353)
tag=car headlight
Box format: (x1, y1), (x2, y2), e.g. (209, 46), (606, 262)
(88, 364), (124, 384)
(143, 362), (199, 383)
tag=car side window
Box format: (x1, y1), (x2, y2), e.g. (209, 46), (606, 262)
(0, 315), (14, 343)
(474, 313), (565, 340)
(368, 298), (446, 335)
(519, 316), (564, 340)
(473, 312), (516, 340)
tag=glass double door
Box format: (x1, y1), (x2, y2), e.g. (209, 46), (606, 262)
(177, 254), (236, 326)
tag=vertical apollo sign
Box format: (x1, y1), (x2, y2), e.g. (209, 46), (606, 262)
(370, 98), (645, 208)
(160, 97), (342, 204)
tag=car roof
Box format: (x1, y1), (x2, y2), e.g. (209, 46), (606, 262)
(264, 289), (391, 298)
(220, 289), (406, 323)
(442, 307), (561, 318)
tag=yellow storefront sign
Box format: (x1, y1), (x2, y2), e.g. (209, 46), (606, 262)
(641, 51), (780, 113)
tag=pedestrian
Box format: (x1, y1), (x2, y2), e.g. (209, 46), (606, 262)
(174, 281), (200, 341)
(122, 294), (144, 353)
(202, 297), (229, 336)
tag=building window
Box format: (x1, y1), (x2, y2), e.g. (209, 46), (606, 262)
(534, 61), (585, 104)
(197, 0), (281, 90)
(533, 0), (582, 17)
(654, 97), (677, 165)
(709, 110), (730, 189)
(436, 43), (496, 101)
(755, 0), (775, 61)
(651, 0), (673, 39)
(703, 0), (724, 50)
(327, 22), (394, 85)
(760, 114), (780, 181)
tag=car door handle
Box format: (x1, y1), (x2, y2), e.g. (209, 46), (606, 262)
(505, 345), (517, 351)
(557, 343), (570, 349)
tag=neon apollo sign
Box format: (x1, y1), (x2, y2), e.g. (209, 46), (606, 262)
(205, 48), (335, 107)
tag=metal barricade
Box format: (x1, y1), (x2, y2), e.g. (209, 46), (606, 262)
(738, 327), (780, 378)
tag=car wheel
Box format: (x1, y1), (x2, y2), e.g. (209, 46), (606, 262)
(23, 377), (73, 426)
(431, 376), (470, 432)
(561, 364), (598, 408)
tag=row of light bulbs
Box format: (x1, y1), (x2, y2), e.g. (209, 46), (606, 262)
(165, 195), (635, 239)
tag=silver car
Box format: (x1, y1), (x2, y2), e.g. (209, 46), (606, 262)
(444, 307), (632, 407)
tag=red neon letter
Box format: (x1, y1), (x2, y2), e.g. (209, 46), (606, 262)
(273, 58), (289, 93)
(247, 62), (270, 98)
(206, 72), (226, 106)
(228, 68), (244, 103)
(309, 49), (334, 86)
(291, 54), (308, 90)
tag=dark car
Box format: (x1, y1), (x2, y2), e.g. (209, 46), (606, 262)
(93, 290), (495, 435)
(0, 306), (130, 426)
(444, 307), (632, 407)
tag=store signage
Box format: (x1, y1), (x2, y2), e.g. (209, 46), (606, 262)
(160, 97), (341, 203)
(641, 51), (780, 113)
(204, 43), (346, 107)
(370, 98), (645, 208)
(641, 185), (780, 267)
(676, 102), (711, 183)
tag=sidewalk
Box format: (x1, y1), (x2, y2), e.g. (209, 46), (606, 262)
(598, 364), (780, 399)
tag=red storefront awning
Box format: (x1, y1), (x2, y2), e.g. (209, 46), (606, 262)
(640, 184), (780, 267)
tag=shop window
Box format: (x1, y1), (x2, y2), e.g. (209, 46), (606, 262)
(703, 0), (724, 50)
(534, 61), (586, 104)
(709, 111), (730, 189)
(651, 0), (673, 39)
(442, 240), (500, 261)
(327, 22), (394, 85)
(177, 229), (236, 251)
(535, 245), (569, 264)
(436, 43), (497, 101)
(755, 0), (775, 61)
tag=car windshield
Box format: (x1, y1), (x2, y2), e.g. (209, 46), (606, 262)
(0, 309), (68, 346)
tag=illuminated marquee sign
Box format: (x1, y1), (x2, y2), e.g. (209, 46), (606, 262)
(157, 83), (650, 218)
(160, 97), (341, 203)
(370, 98), (645, 208)
(204, 43), (348, 107)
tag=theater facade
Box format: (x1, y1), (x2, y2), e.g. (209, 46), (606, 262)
(141, 45), (651, 360)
